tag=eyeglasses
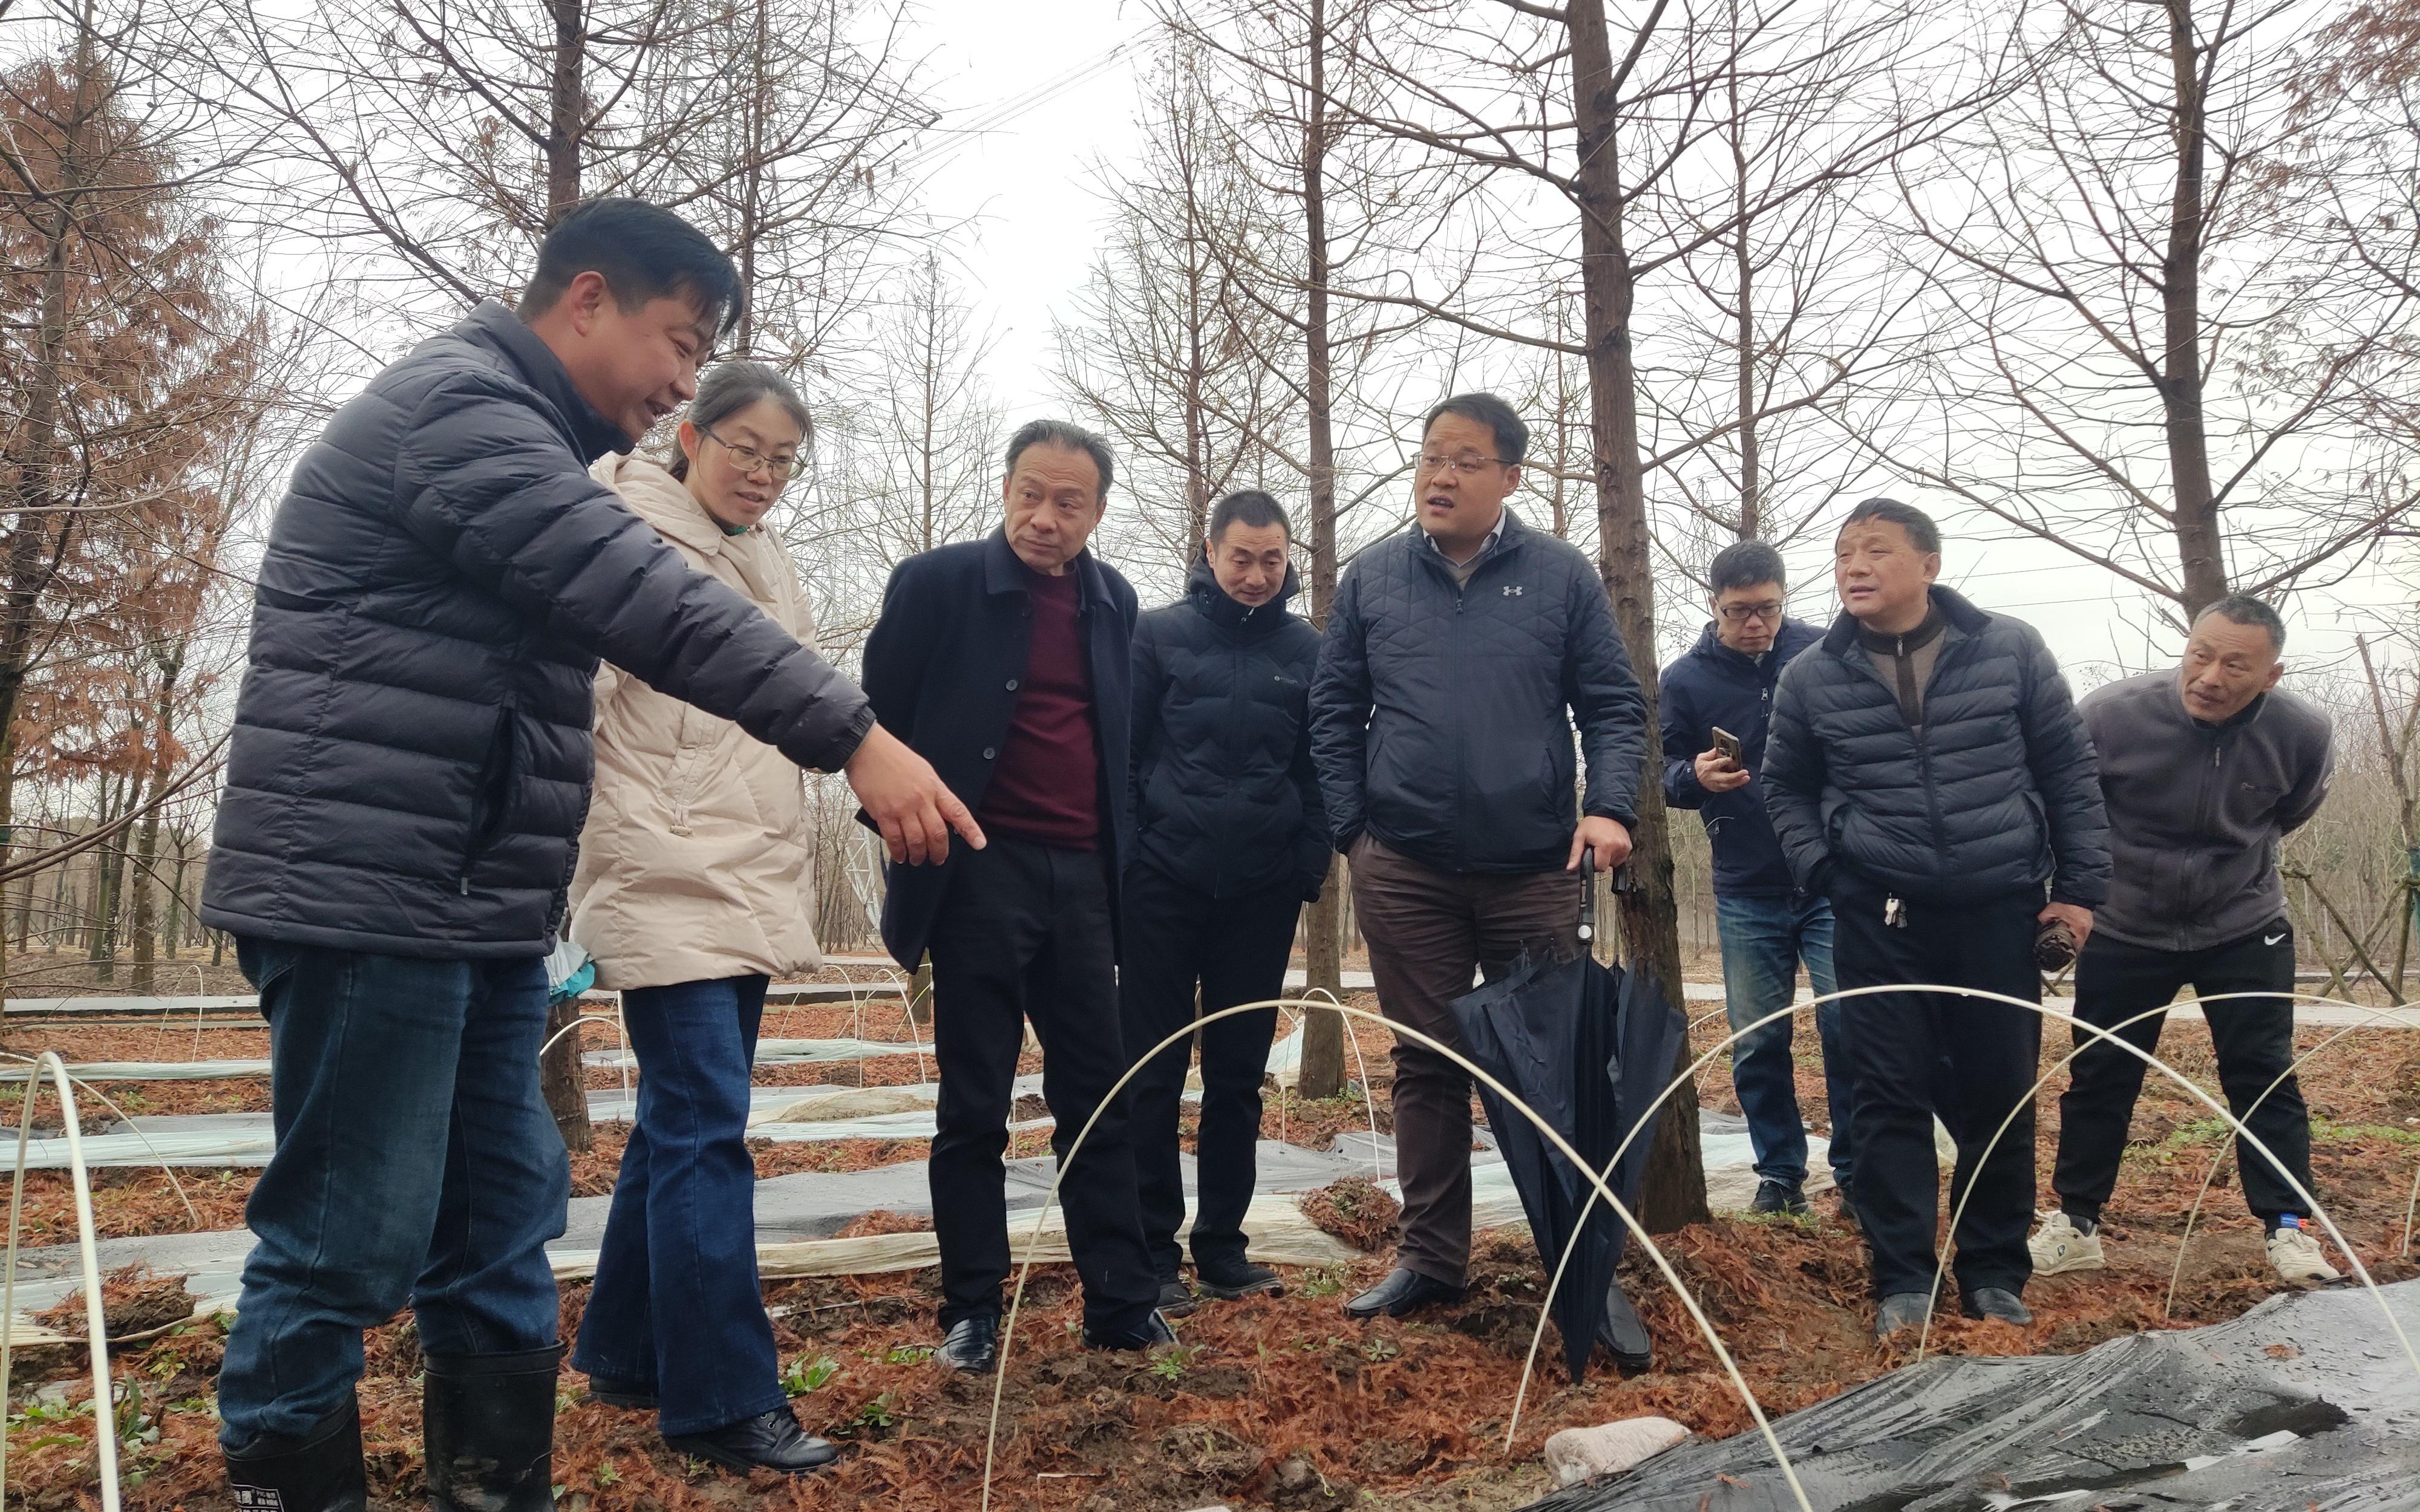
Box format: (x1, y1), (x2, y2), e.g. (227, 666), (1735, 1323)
(1718, 601), (1785, 624)
(1418, 452), (1509, 478)
(701, 428), (799, 481)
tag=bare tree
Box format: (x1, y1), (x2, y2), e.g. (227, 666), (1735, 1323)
(1053, 43), (1299, 579)
(1252, 0), (1995, 1229)
(802, 247), (1003, 649)
(2, 1), (269, 997)
(1876, 0), (2413, 622)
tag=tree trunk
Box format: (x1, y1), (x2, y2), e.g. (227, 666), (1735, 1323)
(543, 996), (594, 1153)
(1569, 0), (1709, 1233)
(1294, 0), (1349, 1101)
(165, 832), (189, 966)
(130, 647), (185, 994)
(544, 0), (587, 223)
(534, 0), (589, 1146)
(2160, 0), (2226, 616)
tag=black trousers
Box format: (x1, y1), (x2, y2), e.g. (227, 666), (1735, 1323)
(925, 836), (1158, 1333)
(1833, 874), (2042, 1299)
(2053, 920), (2311, 1226)
(1119, 864), (1301, 1277)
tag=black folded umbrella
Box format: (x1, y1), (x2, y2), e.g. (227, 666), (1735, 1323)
(1447, 858), (1686, 1383)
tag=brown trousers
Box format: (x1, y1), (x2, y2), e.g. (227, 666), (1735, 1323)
(1350, 835), (1581, 1285)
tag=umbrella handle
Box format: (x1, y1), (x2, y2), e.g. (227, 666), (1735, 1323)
(1578, 850), (1595, 943)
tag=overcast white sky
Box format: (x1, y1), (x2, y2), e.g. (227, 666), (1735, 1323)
(890, 1), (2409, 694)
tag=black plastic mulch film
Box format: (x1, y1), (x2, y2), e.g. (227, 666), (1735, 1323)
(1523, 1277), (2420, 1512)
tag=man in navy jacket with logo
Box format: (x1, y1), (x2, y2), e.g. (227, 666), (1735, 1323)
(1661, 539), (1853, 1217)
(1311, 392), (1647, 1322)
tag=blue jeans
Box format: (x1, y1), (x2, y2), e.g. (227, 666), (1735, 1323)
(1715, 894), (1854, 1193)
(220, 940), (569, 1452)
(570, 975), (785, 1436)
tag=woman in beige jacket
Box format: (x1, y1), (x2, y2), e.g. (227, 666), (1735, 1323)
(564, 362), (836, 1476)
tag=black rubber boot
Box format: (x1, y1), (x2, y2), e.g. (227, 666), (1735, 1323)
(422, 1345), (563, 1512)
(224, 1398), (368, 1512)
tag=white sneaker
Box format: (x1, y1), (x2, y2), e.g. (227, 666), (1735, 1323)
(2266, 1225), (2341, 1284)
(2028, 1211), (2106, 1275)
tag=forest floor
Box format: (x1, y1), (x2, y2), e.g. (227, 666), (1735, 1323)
(1, 965), (2416, 1510)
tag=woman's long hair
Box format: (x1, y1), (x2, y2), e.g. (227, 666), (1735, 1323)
(666, 360), (813, 481)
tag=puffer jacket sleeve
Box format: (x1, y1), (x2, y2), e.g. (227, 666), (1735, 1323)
(1660, 668), (1707, 810)
(1761, 656), (1831, 892)
(1309, 565), (1372, 852)
(2012, 626), (2111, 907)
(394, 374), (873, 772)
(1289, 656), (1332, 898)
(1565, 565), (1647, 827)
(1128, 614), (1170, 827)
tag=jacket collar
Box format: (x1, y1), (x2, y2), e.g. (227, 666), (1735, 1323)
(983, 526), (1104, 606)
(1408, 505), (1531, 573)
(1185, 550), (1300, 631)
(1688, 616), (1820, 676)
(1821, 583), (1989, 654)
(459, 300), (633, 460)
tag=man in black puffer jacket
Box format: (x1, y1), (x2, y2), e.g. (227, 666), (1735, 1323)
(1764, 497), (2107, 1341)
(200, 201), (974, 1505)
(1122, 490), (1328, 1316)
(1312, 393), (1647, 1323)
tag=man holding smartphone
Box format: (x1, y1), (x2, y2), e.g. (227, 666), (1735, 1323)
(1660, 539), (1853, 1217)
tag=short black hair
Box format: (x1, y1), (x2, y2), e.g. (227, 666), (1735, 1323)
(518, 198), (745, 339)
(1002, 419), (1115, 503)
(1840, 496), (1940, 555)
(1709, 539), (1786, 596)
(2196, 594), (2287, 653)
(1209, 489), (1292, 543)
(1423, 391), (1528, 467)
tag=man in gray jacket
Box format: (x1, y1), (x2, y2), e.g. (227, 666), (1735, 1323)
(2032, 596), (2338, 1285)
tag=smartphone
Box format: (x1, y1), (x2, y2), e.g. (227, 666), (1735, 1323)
(1710, 726), (1742, 765)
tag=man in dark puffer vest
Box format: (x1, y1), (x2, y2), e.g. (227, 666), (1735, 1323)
(201, 201), (975, 1510)
(1764, 497), (2107, 1341)
(1122, 490), (1328, 1317)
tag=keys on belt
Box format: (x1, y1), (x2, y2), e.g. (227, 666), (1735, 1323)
(1883, 893), (1907, 928)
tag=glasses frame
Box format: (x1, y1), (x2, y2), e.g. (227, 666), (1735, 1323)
(699, 426), (800, 481)
(1716, 600), (1786, 624)
(1417, 452), (1511, 478)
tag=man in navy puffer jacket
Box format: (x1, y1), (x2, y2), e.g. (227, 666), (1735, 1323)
(1661, 539), (1853, 1218)
(1764, 498), (2107, 1341)
(1123, 490), (1328, 1315)
(201, 201), (973, 1507)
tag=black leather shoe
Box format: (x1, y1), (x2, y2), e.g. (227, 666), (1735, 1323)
(1874, 1292), (1931, 1340)
(1197, 1258), (1284, 1302)
(664, 1406), (837, 1475)
(583, 1374), (656, 1410)
(1343, 1267), (1463, 1320)
(938, 1313), (999, 1374)
(1082, 1309), (1179, 1351)
(1751, 1178), (1810, 1216)
(1156, 1274), (1200, 1317)
(224, 1398), (368, 1512)
(1962, 1286), (2032, 1326)
(1600, 1278), (1653, 1375)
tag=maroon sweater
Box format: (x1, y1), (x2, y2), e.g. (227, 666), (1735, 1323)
(979, 565), (1100, 850)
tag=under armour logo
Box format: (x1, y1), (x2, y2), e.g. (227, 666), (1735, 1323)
(1502, 585), (1525, 597)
